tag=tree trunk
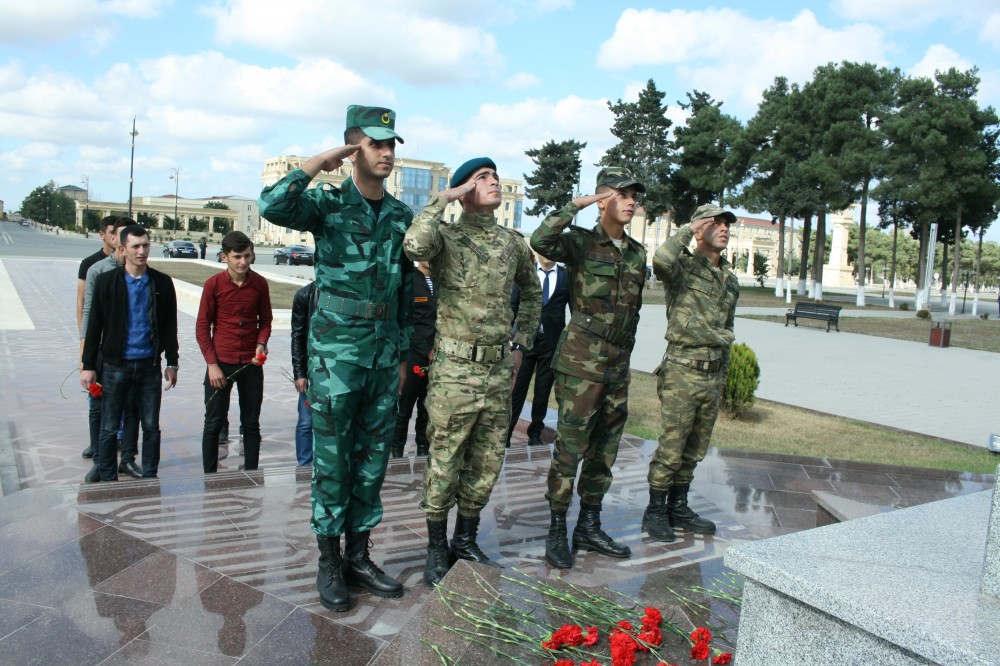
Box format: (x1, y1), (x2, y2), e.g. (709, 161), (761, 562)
(948, 208), (962, 314)
(916, 219), (929, 304)
(889, 219), (899, 309)
(856, 179), (870, 306)
(775, 215), (786, 297)
(939, 240), (948, 308)
(798, 213), (812, 295)
(812, 208), (826, 301)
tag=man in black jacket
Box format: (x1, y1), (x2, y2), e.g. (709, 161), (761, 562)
(291, 281), (317, 465)
(508, 252), (569, 447)
(81, 225), (179, 482)
(390, 261), (437, 457)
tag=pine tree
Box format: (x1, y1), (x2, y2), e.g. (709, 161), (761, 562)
(523, 139), (587, 217)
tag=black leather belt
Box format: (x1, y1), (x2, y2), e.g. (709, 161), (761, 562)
(317, 292), (394, 320)
(669, 356), (723, 373)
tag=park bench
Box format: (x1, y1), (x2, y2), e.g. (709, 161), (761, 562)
(785, 302), (842, 332)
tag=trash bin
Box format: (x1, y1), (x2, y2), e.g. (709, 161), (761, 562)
(929, 321), (952, 348)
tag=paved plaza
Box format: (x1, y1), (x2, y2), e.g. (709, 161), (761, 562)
(0, 224), (996, 664)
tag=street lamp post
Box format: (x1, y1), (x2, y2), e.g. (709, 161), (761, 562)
(169, 168), (180, 235)
(81, 174), (89, 236)
(128, 118), (138, 219)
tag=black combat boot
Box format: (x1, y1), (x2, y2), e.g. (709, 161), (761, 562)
(342, 531), (403, 598)
(316, 535), (351, 611)
(389, 443), (404, 458)
(424, 519), (450, 587)
(642, 488), (675, 542)
(544, 509), (573, 569)
(449, 514), (501, 567)
(667, 484), (716, 534)
(415, 439), (430, 457)
(572, 503), (631, 558)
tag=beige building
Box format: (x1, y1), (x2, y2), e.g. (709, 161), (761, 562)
(258, 156), (525, 245)
(72, 195), (255, 239)
(623, 210), (803, 279)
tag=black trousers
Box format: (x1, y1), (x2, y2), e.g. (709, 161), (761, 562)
(391, 350), (430, 450)
(508, 333), (555, 440)
(202, 362), (263, 472)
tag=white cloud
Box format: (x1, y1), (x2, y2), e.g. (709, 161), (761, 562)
(982, 14), (1000, 48)
(0, 0), (166, 43)
(504, 72), (540, 89)
(909, 44), (974, 79)
(204, 0), (505, 86)
(598, 9), (890, 115)
(833, 0), (997, 29)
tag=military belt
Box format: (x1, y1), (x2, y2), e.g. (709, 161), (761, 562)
(668, 355), (723, 374)
(569, 311), (634, 347)
(436, 335), (509, 364)
(316, 291), (395, 321)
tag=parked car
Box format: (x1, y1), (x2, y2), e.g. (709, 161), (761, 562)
(162, 240), (198, 258)
(273, 244), (315, 266)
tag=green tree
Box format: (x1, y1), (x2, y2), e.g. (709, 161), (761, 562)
(83, 209), (103, 232)
(523, 139), (587, 217)
(204, 201), (232, 235)
(752, 251), (769, 287)
(601, 79), (673, 238)
(20, 182), (75, 228)
(137, 211), (159, 228)
(187, 216), (208, 233)
(669, 90), (743, 223)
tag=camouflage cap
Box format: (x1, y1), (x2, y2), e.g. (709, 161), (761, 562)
(345, 105), (404, 143)
(596, 166), (646, 193)
(692, 203), (736, 224)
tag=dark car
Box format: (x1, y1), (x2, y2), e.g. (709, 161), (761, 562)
(273, 244), (315, 266)
(163, 240), (198, 258)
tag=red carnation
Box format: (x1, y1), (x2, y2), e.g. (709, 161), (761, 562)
(643, 607), (662, 629)
(582, 626), (599, 647)
(637, 626), (662, 649)
(580, 659), (602, 666)
(690, 627), (713, 643)
(553, 660), (574, 666)
(87, 383), (103, 398)
(610, 630), (639, 666)
(690, 641), (710, 660)
(712, 654), (733, 665)
(413, 364), (428, 377)
(253, 352), (267, 366)
(615, 620), (633, 632)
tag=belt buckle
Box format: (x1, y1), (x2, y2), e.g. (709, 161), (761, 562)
(695, 360), (706, 371)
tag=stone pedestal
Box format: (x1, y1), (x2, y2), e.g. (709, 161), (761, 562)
(822, 209), (857, 288)
(725, 490), (1000, 665)
(982, 464), (1000, 598)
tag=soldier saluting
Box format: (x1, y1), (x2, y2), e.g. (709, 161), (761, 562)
(404, 157), (542, 586)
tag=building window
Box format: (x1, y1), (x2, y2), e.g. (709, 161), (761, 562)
(514, 201), (522, 229)
(402, 167), (432, 190)
(401, 192), (430, 215)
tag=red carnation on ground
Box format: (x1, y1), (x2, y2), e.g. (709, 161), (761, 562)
(642, 607), (663, 630)
(87, 383), (103, 398)
(712, 653), (733, 664)
(552, 660), (575, 666)
(690, 641), (711, 660)
(542, 624), (583, 650)
(582, 626), (599, 647)
(637, 626), (662, 649)
(610, 630), (639, 666)
(690, 627), (712, 643)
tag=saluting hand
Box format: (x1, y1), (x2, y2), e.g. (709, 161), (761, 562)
(437, 180), (477, 204)
(571, 191), (614, 209)
(306, 145), (360, 174)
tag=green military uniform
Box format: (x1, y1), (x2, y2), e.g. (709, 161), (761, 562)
(404, 194), (541, 521)
(257, 157), (413, 539)
(648, 221), (738, 490)
(530, 190), (646, 511)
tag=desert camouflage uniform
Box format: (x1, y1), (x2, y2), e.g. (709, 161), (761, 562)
(648, 224), (739, 489)
(404, 194), (541, 520)
(258, 172), (413, 536)
(530, 203), (646, 510)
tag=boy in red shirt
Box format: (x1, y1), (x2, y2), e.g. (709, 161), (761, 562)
(196, 231), (273, 472)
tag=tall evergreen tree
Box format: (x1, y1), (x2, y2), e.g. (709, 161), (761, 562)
(523, 139), (587, 217)
(669, 90), (743, 223)
(601, 79), (673, 233)
(20, 182), (75, 228)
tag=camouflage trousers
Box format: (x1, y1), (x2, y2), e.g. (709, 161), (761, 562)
(546, 371), (629, 510)
(308, 356), (398, 537)
(421, 352), (513, 521)
(647, 358), (724, 490)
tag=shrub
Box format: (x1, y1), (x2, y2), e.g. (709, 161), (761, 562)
(916, 309), (931, 319)
(899, 302), (909, 311)
(724, 343), (760, 419)
(981, 313), (990, 320)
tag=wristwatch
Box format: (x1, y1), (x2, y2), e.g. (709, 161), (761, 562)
(511, 343), (527, 353)
(166, 365), (179, 370)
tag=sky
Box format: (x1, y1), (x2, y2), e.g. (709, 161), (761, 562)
(2, 0), (999, 240)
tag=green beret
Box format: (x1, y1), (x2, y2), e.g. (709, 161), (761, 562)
(451, 157), (497, 188)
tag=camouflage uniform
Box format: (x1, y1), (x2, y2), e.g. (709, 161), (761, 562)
(258, 172), (413, 538)
(648, 221), (739, 490)
(530, 203), (646, 510)
(404, 195), (541, 520)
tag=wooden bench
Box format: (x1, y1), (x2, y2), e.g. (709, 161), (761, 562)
(785, 302), (842, 332)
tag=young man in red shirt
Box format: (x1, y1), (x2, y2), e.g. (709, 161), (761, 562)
(196, 231), (273, 473)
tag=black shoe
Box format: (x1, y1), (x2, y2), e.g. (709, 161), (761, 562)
(390, 445), (404, 458)
(449, 514), (501, 567)
(119, 460), (142, 479)
(667, 485), (716, 534)
(218, 426), (229, 444)
(642, 489), (675, 542)
(545, 509), (572, 569)
(84, 465), (101, 484)
(316, 535), (351, 612)
(81, 446), (95, 459)
(572, 503), (631, 558)
(343, 531), (403, 598)
(424, 519), (450, 587)
(527, 434), (545, 447)
(217, 446), (228, 461)
(415, 442), (429, 457)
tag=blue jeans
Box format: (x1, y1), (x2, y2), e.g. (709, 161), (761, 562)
(98, 359), (163, 480)
(295, 392), (313, 465)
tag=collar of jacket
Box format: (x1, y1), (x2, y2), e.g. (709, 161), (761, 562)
(591, 221), (636, 252)
(339, 177), (396, 217)
(689, 246), (732, 272)
(458, 211), (497, 228)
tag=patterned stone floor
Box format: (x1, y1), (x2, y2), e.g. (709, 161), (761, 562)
(0, 257), (995, 664)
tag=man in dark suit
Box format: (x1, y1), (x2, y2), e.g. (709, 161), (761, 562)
(391, 261), (437, 457)
(508, 252), (569, 446)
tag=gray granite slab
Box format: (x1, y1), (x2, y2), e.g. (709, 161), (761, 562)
(982, 464), (1000, 599)
(725, 490), (1000, 666)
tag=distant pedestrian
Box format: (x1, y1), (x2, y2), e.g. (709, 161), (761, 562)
(199, 236), (208, 260)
